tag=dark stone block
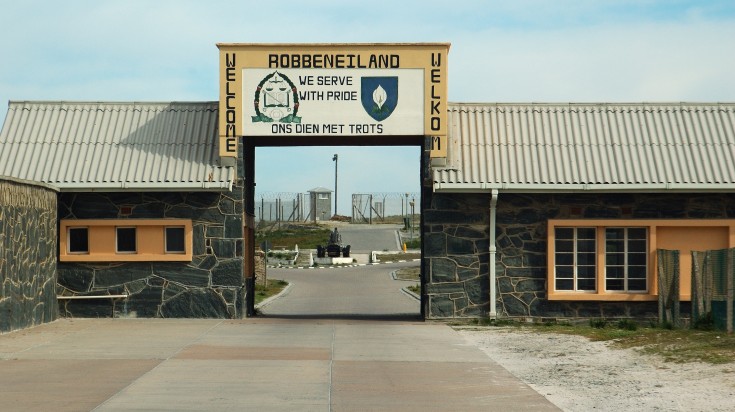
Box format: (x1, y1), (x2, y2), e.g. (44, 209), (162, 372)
(106, 193), (144, 205)
(457, 267), (478, 281)
(497, 277), (513, 294)
(454, 255), (479, 267)
(583, 205), (621, 218)
(454, 226), (486, 239)
(167, 205), (224, 224)
(447, 235), (475, 255)
(130, 202), (166, 218)
(505, 267), (533, 278)
(185, 193), (221, 208)
(95, 264), (152, 287)
(427, 283), (465, 294)
(501, 255), (523, 267)
(497, 235), (513, 249)
(193, 224), (206, 256)
(196, 255), (218, 271)
(509, 236), (524, 247)
(160, 289), (228, 318)
(523, 253), (547, 267)
(501, 294), (528, 316)
(424, 210), (485, 225)
(71, 194), (118, 218)
(148, 193), (185, 206)
(126, 284), (164, 317)
(530, 300), (568, 318)
(506, 227), (527, 236)
(464, 277), (487, 304)
(218, 197), (236, 214)
(522, 241), (547, 253)
(206, 225), (224, 238)
(152, 263), (210, 287)
(429, 296), (455, 317)
(516, 208), (542, 224)
(211, 239), (236, 258)
(224, 215), (243, 238)
(431, 258), (457, 282)
(425, 233), (446, 257)
(62, 299), (116, 318)
(212, 259), (242, 287)
(57, 265), (94, 293)
(431, 195), (462, 210)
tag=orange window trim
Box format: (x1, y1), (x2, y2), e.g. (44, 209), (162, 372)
(60, 219), (193, 262)
(547, 219), (735, 302)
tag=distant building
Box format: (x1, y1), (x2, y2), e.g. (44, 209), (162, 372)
(308, 187), (332, 222)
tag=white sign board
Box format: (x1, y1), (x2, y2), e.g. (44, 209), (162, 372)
(242, 69), (424, 136)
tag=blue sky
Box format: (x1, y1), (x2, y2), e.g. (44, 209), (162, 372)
(1, 0), (734, 214)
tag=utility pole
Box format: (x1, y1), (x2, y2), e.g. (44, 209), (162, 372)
(332, 154), (338, 216)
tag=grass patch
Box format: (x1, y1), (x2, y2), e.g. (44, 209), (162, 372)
(256, 224), (331, 249)
(254, 279), (288, 305)
(403, 238), (421, 249)
(377, 252), (421, 262)
(458, 319), (735, 365)
(394, 266), (420, 281)
(407, 284), (420, 295)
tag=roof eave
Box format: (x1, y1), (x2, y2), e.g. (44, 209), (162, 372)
(433, 182), (735, 194)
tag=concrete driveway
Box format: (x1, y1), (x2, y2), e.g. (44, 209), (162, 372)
(0, 263), (558, 411)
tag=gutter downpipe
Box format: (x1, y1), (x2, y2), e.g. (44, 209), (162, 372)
(489, 189), (498, 318)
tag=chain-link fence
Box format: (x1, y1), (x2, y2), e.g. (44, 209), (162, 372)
(351, 192), (419, 224)
(256, 192), (309, 224)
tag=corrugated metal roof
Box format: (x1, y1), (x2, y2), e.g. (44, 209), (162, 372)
(435, 103), (735, 192)
(0, 101), (233, 191)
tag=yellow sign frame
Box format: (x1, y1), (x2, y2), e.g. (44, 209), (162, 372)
(218, 43), (449, 158)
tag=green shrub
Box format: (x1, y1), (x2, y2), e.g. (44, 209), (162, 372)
(589, 318), (608, 329)
(617, 319), (638, 331)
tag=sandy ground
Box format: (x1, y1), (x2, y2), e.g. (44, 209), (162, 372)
(459, 327), (735, 411)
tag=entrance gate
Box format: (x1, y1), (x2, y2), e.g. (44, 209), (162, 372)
(217, 43), (450, 319)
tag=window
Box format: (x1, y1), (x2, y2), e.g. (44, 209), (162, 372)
(318, 193), (328, 200)
(68, 227), (89, 253)
(605, 228), (648, 292)
(165, 227), (185, 253)
(60, 219), (192, 262)
(116, 227), (137, 253)
(554, 227), (597, 291)
(549, 219), (735, 301)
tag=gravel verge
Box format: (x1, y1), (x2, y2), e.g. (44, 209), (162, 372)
(459, 327), (735, 411)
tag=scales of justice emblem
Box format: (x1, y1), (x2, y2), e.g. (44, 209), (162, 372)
(252, 71), (301, 123)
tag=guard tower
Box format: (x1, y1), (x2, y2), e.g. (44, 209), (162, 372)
(308, 187), (332, 222)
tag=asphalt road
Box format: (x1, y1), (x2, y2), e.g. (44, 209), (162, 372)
(329, 223), (402, 252)
(259, 261), (421, 319)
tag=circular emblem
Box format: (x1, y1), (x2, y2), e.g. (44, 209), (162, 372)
(252, 72), (300, 123)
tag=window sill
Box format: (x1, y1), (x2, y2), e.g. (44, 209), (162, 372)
(549, 293), (692, 302)
(60, 254), (192, 262)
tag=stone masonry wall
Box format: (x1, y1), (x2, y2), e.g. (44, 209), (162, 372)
(423, 193), (490, 318)
(424, 191), (735, 320)
(57, 188), (244, 318)
(0, 178), (58, 333)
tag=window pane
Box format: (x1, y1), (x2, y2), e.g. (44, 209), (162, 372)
(628, 240), (647, 253)
(577, 278), (596, 291)
(555, 228), (574, 239)
(629, 253), (647, 266)
(556, 266), (574, 279)
(628, 265), (647, 279)
(606, 228), (624, 240)
(577, 228), (596, 239)
(628, 279), (647, 291)
(577, 239), (596, 252)
(577, 265), (597, 277)
(556, 279), (574, 290)
(117, 227), (136, 253)
(606, 240), (624, 253)
(606, 266), (624, 279)
(555, 239), (574, 252)
(556, 253), (574, 265)
(606, 279), (624, 290)
(606, 253), (625, 265)
(577, 252), (596, 265)
(68, 228), (89, 253)
(628, 228), (647, 239)
(165, 227), (185, 253)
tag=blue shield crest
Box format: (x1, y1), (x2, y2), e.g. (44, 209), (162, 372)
(361, 77), (398, 122)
